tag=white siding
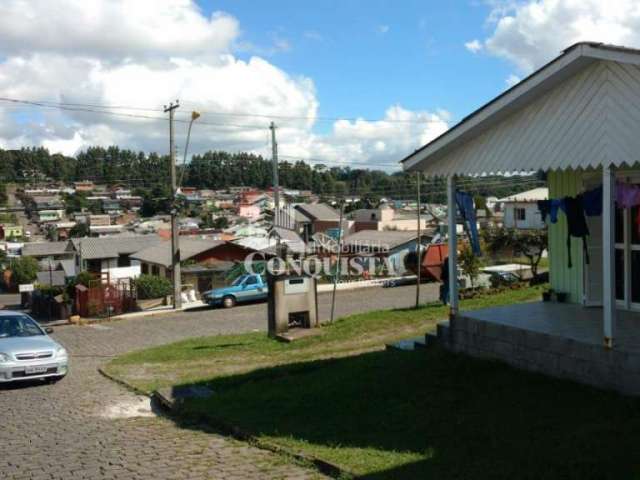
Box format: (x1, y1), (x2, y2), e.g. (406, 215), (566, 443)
(503, 203), (544, 229)
(420, 60), (640, 176)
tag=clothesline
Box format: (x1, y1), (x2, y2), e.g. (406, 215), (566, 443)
(536, 179), (640, 269)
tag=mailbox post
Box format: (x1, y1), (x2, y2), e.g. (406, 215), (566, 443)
(267, 273), (318, 338)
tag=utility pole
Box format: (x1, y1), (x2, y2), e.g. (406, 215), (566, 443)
(48, 260), (53, 323)
(415, 172), (422, 309)
(164, 100), (181, 309)
(270, 122), (280, 228)
(330, 202), (345, 323)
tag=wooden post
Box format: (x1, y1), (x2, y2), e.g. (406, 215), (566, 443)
(330, 202), (345, 323)
(415, 172), (422, 309)
(447, 175), (459, 316)
(602, 164), (616, 348)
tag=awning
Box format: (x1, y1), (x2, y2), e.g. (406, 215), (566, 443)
(402, 43), (640, 176)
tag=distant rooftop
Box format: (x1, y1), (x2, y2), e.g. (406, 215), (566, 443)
(22, 241), (71, 257)
(498, 187), (548, 203)
(71, 235), (162, 260)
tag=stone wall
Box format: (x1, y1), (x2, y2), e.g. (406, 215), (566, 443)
(440, 315), (640, 396)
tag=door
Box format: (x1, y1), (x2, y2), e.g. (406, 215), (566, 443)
(629, 206), (640, 308)
(584, 214), (603, 306)
(610, 201), (640, 311)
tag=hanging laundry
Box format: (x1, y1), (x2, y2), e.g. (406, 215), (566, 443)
(537, 199), (565, 223)
(563, 195), (590, 268)
(616, 182), (640, 209)
(455, 190), (481, 256)
(582, 185), (603, 216)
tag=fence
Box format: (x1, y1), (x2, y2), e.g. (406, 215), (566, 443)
(75, 278), (137, 318)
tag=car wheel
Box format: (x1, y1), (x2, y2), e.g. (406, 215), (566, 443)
(222, 296), (236, 308)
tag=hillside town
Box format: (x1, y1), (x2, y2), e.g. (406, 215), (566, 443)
(2, 172), (547, 320)
(3, 2), (640, 480)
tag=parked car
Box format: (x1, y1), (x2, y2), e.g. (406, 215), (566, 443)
(383, 277), (417, 288)
(488, 271), (521, 287)
(203, 274), (268, 308)
(0, 311), (68, 383)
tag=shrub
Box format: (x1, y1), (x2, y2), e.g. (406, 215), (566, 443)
(134, 274), (173, 300)
(9, 256), (39, 285)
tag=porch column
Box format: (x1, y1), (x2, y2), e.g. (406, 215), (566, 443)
(602, 164), (616, 348)
(447, 175), (459, 316)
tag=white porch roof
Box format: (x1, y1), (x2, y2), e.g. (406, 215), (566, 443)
(402, 42), (640, 177)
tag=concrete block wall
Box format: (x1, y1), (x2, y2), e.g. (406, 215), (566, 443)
(441, 315), (640, 396)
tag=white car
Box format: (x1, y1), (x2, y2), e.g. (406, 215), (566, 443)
(0, 311), (68, 383)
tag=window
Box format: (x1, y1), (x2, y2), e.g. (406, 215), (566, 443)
(245, 276), (258, 286)
(141, 263), (149, 275)
(515, 208), (526, 221)
(117, 254), (131, 267)
(86, 259), (101, 274)
(151, 265), (159, 276)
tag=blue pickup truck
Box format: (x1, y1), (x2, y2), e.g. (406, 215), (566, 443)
(202, 274), (269, 308)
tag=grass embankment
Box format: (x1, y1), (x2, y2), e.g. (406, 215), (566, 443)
(103, 285), (640, 478)
(105, 286), (543, 393)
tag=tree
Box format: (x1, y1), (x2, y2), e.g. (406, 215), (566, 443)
(511, 229), (548, 277)
(9, 256), (39, 285)
(212, 216), (230, 229)
(482, 226), (548, 277)
(458, 245), (481, 288)
(69, 222), (90, 238)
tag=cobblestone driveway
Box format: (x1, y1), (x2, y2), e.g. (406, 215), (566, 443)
(0, 284), (438, 479)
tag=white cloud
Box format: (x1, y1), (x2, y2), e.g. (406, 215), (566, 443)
(481, 0), (640, 73)
(282, 106), (450, 168)
(0, 0), (448, 170)
(505, 73), (521, 87)
(377, 25), (390, 34)
(465, 39), (483, 53)
(0, 0), (239, 60)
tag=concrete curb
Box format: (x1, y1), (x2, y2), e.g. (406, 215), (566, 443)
(97, 367), (150, 397)
(317, 275), (416, 293)
(99, 367), (352, 478)
(68, 301), (208, 327)
(153, 388), (350, 479)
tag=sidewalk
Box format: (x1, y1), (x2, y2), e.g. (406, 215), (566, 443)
(317, 275), (416, 292)
(54, 300), (208, 326)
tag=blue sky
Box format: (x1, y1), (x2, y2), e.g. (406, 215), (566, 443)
(200, 0), (512, 128)
(1, 0), (634, 166)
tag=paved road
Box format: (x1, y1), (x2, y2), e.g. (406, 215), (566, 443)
(0, 284), (438, 479)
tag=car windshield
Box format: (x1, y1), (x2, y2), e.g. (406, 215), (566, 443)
(231, 276), (245, 286)
(0, 315), (44, 338)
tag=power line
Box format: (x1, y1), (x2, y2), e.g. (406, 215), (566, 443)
(0, 96), (454, 125)
(178, 100), (453, 124)
(0, 97), (269, 130)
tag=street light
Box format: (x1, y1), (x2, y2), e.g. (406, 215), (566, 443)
(177, 111), (200, 192)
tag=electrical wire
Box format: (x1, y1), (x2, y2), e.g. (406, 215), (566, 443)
(0, 96), (453, 126)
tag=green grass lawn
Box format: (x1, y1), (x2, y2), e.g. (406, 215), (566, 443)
(183, 348), (640, 479)
(103, 285), (640, 477)
(105, 286), (543, 393)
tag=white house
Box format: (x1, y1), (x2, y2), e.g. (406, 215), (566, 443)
(498, 187), (548, 229)
(401, 42), (640, 395)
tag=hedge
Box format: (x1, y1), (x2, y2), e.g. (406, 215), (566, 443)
(134, 274), (173, 300)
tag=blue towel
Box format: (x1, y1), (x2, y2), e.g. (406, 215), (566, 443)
(455, 190), (481, 256)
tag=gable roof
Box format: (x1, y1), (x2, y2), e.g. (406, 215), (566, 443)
(294, 203), (340, 221)
(22, 241), (71, 257)
(71, 235), (162, 260)
(269, 227), (306, 254)
(342, 230), (431, 252)
(131, 238), (226, 268)
(402, 42), (640, 176)
(498, 187), (549, 203)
